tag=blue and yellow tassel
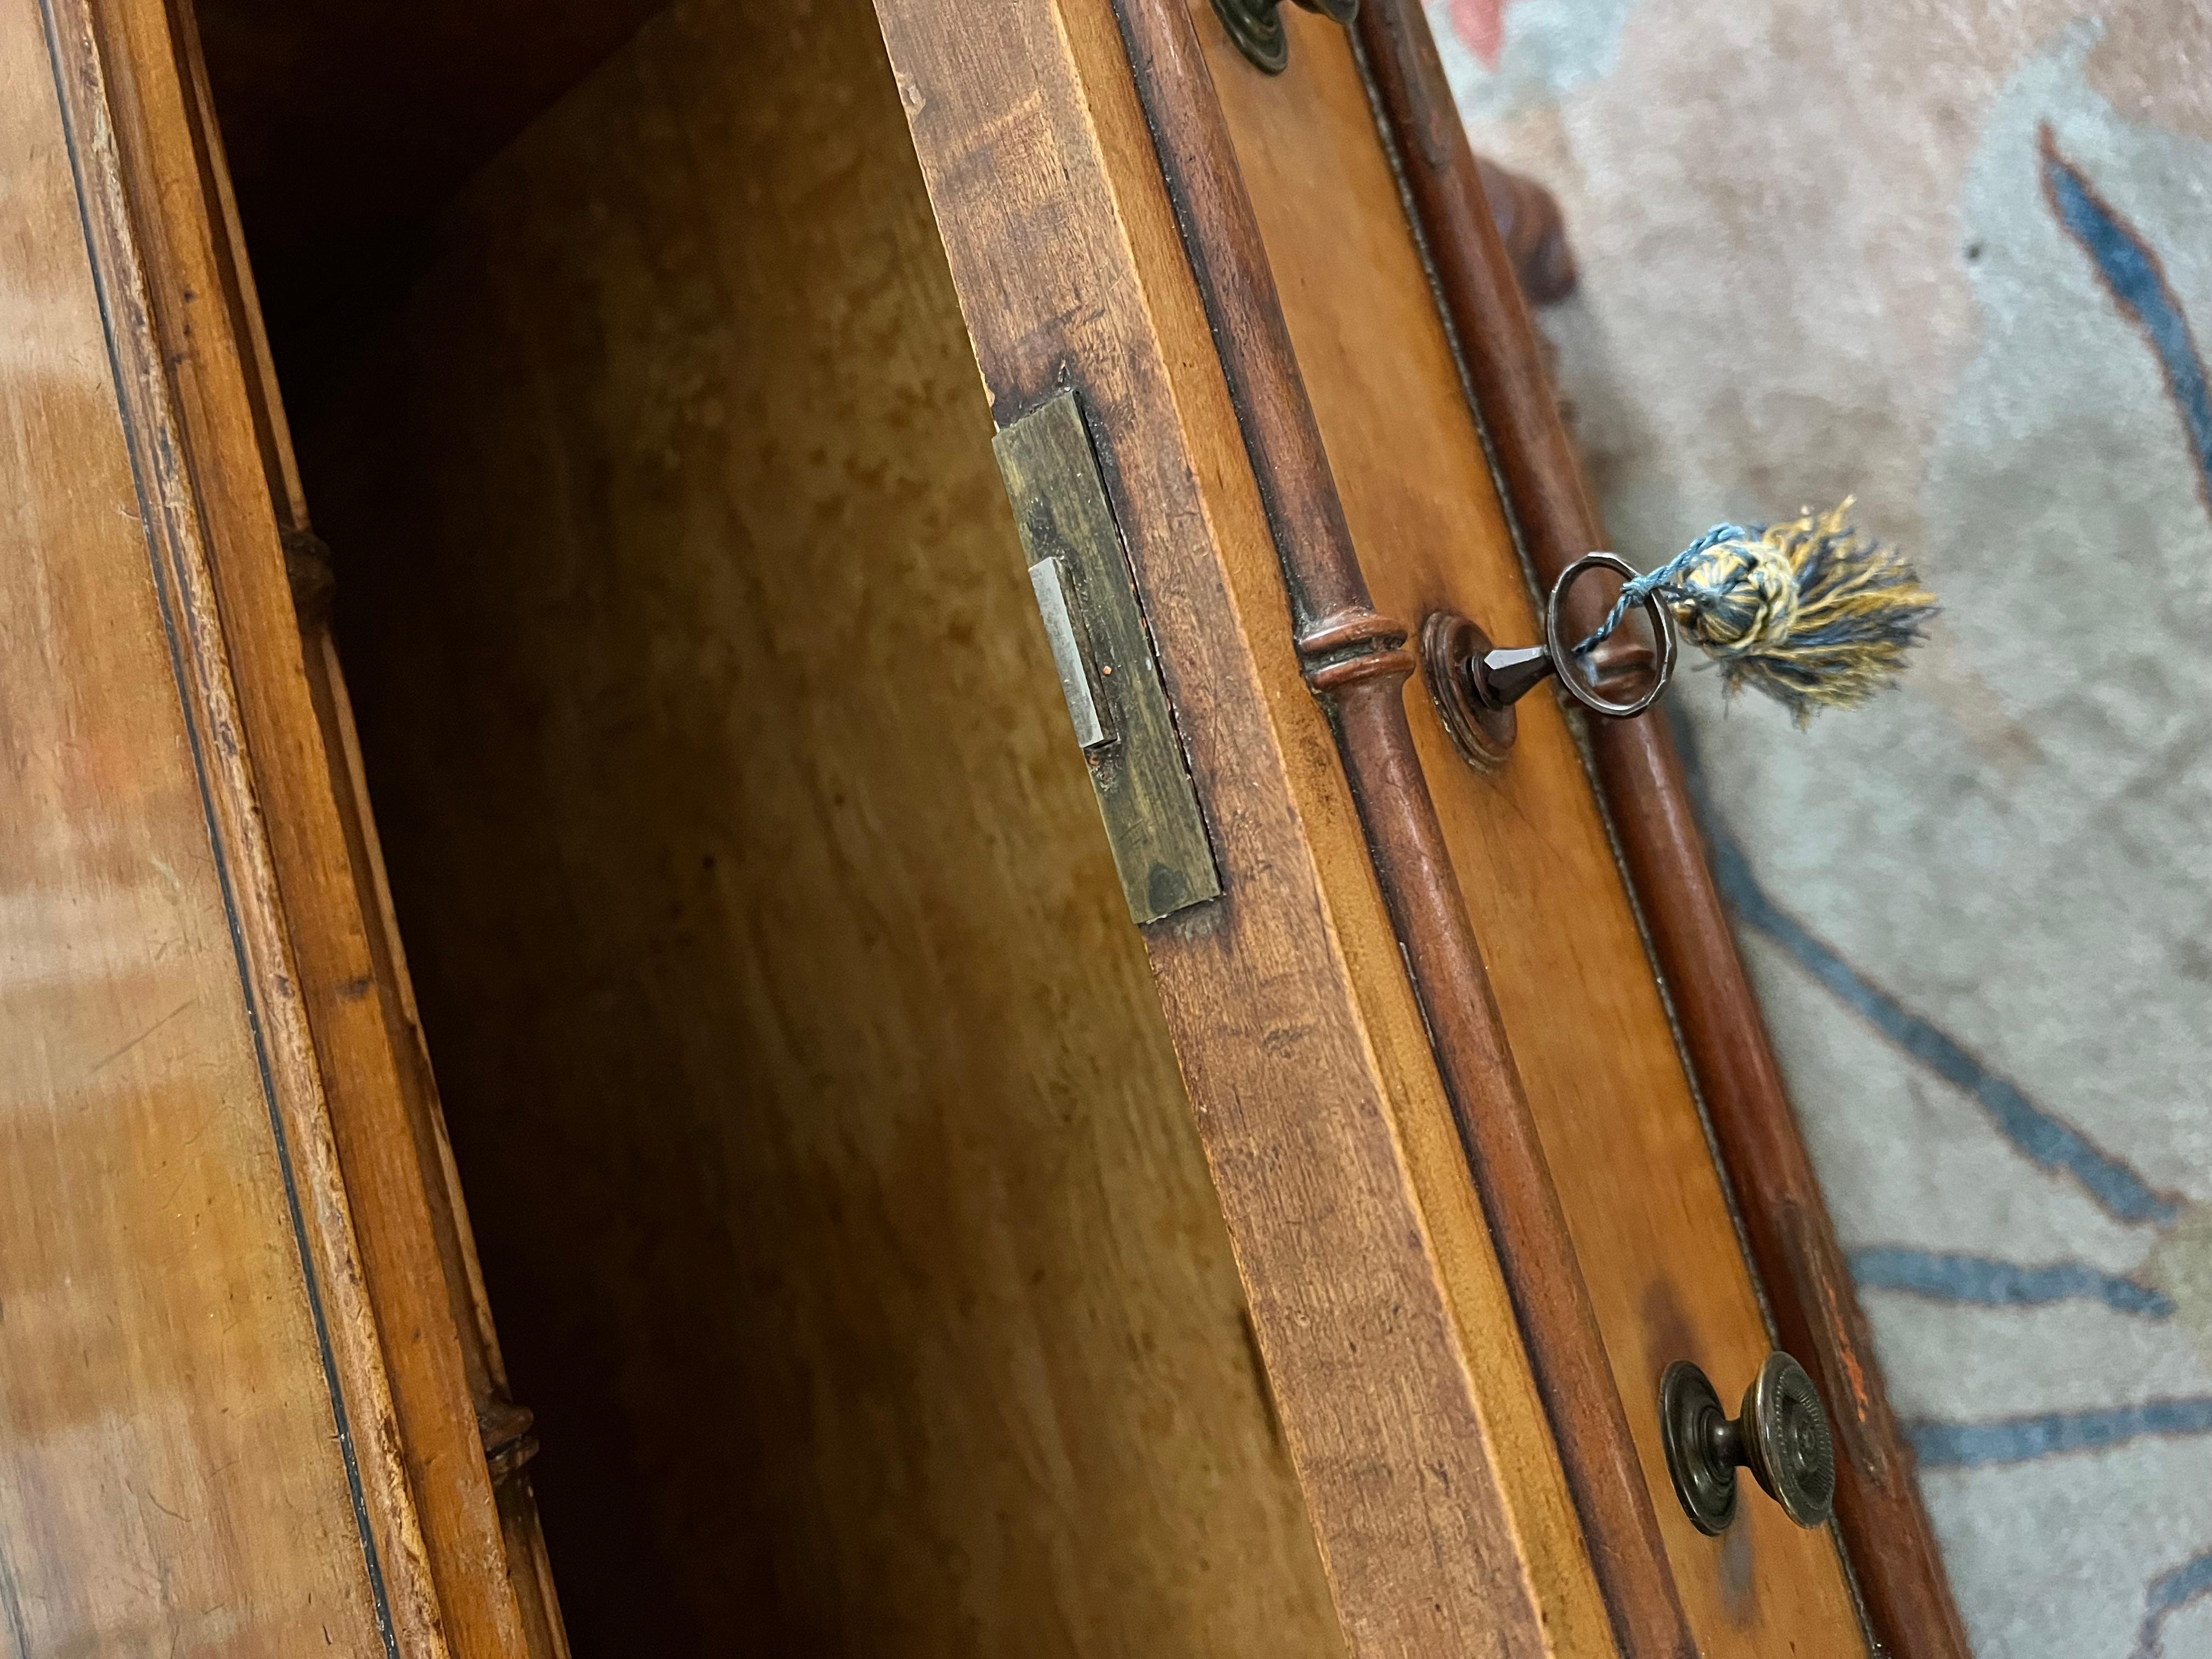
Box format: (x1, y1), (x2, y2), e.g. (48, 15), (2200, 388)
(1578, 501), (1939, 724)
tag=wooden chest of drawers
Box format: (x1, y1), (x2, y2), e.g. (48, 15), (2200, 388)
(0, 0), (1966, 1653)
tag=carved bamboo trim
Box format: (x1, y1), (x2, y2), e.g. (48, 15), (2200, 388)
(1348, 4), (1973, 1654)
(1107, 2), (1696, 1652)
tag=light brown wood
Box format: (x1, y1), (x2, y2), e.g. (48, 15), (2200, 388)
(1101, 0), (1689, 1647)
(306, 635), (574, 1659)
(1201, 8), (1866, 1653)
(281, 0), (1354, 1651)
(877, 0), (1622, 1651)
(84, 0), (565, 1651)
(0, 0), (443, 1649)
(1349, 8), (1971, 1649)
(20, 0), (1899, 1649)
(178, 2), (572, 1647)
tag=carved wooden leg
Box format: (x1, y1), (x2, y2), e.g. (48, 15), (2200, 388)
(1476, 155), (1577, 304)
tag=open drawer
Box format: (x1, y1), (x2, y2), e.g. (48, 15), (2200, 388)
(0, 0), (1965, 1654)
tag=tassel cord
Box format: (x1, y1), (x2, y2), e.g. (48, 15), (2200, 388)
(1564, 504), (1939, 724)
(1573, 523), (1758, 658)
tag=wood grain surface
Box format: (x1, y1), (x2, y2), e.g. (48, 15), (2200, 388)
(1104, 1), (1690, 1652)
(288, 0), (1349, 1652)
(87, 0), (571, 1651)
(47, 0), (1914, 1649)
(0, 0), (443, 1649)
(1196, 7), (1870, 1655)
(877, 0), (1629, 1652)
(1351, 4), (1973, 1653)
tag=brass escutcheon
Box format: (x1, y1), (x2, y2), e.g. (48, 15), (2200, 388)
(1420, 552), (1679, 771)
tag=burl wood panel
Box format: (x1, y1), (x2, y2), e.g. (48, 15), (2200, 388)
(1200, 8), (1865, 1654)
(291, 0), (1345, 1652)
(0, 0), (428, 1649)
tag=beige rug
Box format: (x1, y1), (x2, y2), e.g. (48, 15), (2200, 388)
(1431, 2), (2212, 1654)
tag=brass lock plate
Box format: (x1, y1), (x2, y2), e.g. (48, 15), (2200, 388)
(994, 390), (1221, 924)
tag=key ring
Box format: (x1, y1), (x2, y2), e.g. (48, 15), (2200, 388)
(1548, 552), (1678, 719)
(1421, 553), (1679, 772)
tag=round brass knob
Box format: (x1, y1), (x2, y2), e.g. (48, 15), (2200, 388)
(1658, 1352), (1837, 1535)
(1209, 0), (1359, 75)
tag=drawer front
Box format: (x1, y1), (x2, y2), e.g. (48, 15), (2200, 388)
(1194, 9), (1864, 1655)
(883, 0), (1937, 1653)
(879, 0), (1616, 1650)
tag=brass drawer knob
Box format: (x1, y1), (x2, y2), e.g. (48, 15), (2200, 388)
(1659, 1352), (1836, 1535)
(1209, 0), (1358, 75)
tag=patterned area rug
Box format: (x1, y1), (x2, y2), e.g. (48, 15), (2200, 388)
(1429, 2), (2212, 1654)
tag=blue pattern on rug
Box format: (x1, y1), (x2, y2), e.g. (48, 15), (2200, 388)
(2042, 128), (2212, 511)
(1679, 705), (2212, 1629)
(2136, 1548), (2212, 1659)
(1848, 1248), (2175, 1318)
(1911, 1397), (2212, 1469)
(1699, 812), (2182, 1227)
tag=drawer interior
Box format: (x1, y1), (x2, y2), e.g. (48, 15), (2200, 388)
(194, 0), (1344, 1651)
